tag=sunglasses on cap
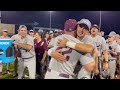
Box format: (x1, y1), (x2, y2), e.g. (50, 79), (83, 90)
(30, 31), (34, 33)
(3, 31), (8, 33)
(78, 23), (89, 30)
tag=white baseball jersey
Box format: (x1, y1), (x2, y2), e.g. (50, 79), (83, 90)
(0, 36), (10, 39)
(107, 41), (120, 60)
(48, 38), (55, 48)
(91, 35), (107, 57)
(48, 34), (93, 76)
(19, 35), (35, 59)
(79, 35), (95, 65)
(81, 35), (95, 46)
(11, 34), (21, 51)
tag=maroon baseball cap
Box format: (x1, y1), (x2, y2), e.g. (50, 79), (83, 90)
(64, 19), (77, 32)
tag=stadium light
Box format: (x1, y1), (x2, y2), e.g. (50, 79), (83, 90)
(49, 11), (54, 30)
(99, 11), (101, 31)
(0, 11), (1, 23)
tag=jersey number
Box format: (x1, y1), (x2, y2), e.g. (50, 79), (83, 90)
(56, 47), (72, 61)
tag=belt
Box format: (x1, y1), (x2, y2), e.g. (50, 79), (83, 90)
(109, 59), (116, 61)
(22, 56), (34, 59)
(47, 68), (71, 78)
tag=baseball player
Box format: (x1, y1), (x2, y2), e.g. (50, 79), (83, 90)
(115, 34), (120, 45)
(48, 31), (55, 48)
(45, 19), (94, 79)
(13, 25), (36, 79)
(11, 29), (21, 77)
(107, 31), (120, 79)
(90, 24), (109, 79)
(29, 29), (35, 39)
(0, 29), (11, 74)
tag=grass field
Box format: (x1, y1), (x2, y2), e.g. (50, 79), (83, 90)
(0, 62), (29, 79)
(0, 62), (17, 79)
(0, 62), (45, 79)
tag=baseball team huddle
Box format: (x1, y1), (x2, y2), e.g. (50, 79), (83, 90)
(0, 18), (120, 79)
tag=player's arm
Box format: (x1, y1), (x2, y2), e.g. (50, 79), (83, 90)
(101, 38), (109, 70)
(57, 38), (94, 54)
(41, 42), (48, 64)
(13, 41), (32, 50)
(92, 48), (98, 68)
(110, 45), (120, 56)
(102, 38), (109, 62)
(48, 47), (67, 62)
(13, 38), (33, 50)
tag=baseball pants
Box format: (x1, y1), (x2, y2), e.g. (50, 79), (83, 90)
(18, 56), (36, 79)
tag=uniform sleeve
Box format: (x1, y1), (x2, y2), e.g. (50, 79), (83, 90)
(101, 37), (108, 51)
(84, 36), (95, 47)
(43, 40), (48, 51)
(11, 35), (14, 40)
(115, 44), (120, 53)
(81, 36), (95, 50)
(27, 37), (34, 46)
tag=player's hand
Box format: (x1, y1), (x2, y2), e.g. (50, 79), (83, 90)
(57, 38), (69, 48)
(103, 62), (109, 70)
(93, 68), (99, 75)
(13, 41), (19, 45)
(40, 60), (45, 65)
(51, 50), (67, 63)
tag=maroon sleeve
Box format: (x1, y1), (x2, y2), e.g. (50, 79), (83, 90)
(43, 39), (48, 51)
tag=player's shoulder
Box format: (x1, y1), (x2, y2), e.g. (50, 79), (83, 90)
(11, 34), (17, 38)
(97, 35), (104, 39)
(83, 35), (93, 42)
(85, 35), (93, 39)
(97, 35), (106, 41)
(26, 35), (33, 39)
(26, 35), (34, 41)
(54, 34), (64, 40)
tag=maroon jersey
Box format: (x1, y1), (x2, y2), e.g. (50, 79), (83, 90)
(34, 39), (47, 55)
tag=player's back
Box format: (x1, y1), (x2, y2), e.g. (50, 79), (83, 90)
(49, 34), (81, 75)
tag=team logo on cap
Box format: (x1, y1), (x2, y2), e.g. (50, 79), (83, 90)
(68, 28), (72, 31)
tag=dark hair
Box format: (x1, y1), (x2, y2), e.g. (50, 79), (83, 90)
(109, 46), (112, 50)
(35, 31), (43, 38)
(78, 23), (89, 30)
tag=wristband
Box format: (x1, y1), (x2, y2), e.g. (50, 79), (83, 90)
(66, 41), (76, 49)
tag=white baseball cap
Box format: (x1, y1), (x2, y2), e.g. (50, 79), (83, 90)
(2, 29), (8, 32)
(78, 18), (91, 30)
(38, 29), (43, 32)
(19, 25), (27, 30)
(29, 29), (34, 32)
(108, 31), (116, 37)
(54, 29), (59, 32)
(49, 31), (53, 34)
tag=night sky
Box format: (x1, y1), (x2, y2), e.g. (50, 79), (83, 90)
(1, 11), (120, 35)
